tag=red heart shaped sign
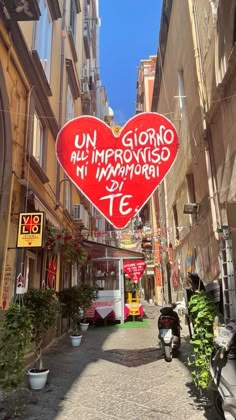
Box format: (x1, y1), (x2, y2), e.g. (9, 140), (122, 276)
(56, 113), (178, 229)
(124, 260), (146, 282)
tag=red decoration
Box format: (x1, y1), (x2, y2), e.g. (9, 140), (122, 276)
(123, 260), (146, 282)
(56, 113), (178, 229)
(47, 257), (57, 288)
(172, 261), (179, 288)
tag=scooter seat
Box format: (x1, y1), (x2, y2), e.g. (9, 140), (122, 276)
(160, 304), (175, 315)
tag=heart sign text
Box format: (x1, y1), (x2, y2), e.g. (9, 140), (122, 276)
(123, 260), (147, 282)
(56, 113), (178, 229)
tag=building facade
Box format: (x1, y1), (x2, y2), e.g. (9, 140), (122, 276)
(0, 0), (109, 312)
(135, 55), (164, 304)
(152, 0), (236, 319)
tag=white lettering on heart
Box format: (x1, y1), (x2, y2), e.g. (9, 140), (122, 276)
(96, 164), (159, 181)
(74, 132), (97, 149)
(68, 125), (175, 216)
(56, 113), (179, 228)
(100, 194), (133, 216)
(122, 125), (174, 149)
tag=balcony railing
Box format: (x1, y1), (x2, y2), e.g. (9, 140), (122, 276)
(6, 0), (40, 21)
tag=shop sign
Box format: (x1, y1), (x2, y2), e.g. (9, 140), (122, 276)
(56, 113), (178, 229)
(17, 212), (44, 248)
(123, 260), (146, 282)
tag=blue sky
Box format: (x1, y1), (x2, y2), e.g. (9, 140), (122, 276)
(99, 0), (162, 126)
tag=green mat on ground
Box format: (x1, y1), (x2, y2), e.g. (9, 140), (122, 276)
(113, 319), (150, 329)
(88, 319), (150, 331)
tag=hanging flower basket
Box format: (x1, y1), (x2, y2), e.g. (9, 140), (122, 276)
(44, 225), (88, 266)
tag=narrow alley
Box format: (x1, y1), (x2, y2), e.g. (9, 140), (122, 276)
(9, 305), (221, 420)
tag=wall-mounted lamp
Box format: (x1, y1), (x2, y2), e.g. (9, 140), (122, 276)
(183, 203), (199, 214)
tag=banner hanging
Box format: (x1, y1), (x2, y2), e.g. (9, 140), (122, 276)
(56, 113), (178, 229)
(123, 260), (146, 282)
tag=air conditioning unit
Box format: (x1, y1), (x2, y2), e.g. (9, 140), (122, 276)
(82, 83), (89, 93)
(82, 67), (88, 79)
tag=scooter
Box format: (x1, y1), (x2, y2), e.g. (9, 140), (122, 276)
(158, 303), (181, 362)
(209, 320), (236, 419)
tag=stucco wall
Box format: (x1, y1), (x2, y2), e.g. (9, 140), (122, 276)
(154, 0), (219, 295)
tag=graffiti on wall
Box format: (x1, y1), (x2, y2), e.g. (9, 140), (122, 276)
(185, 248), (196, 274)
(2, 263), (12, 309)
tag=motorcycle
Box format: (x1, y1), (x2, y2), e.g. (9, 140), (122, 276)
(210, 320), (236, 419)
(158, 303), (181, 362)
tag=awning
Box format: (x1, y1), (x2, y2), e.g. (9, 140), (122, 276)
(18, 178), (61, 229)
(82, 239), (145, 260)
(33, 195), (60, 228)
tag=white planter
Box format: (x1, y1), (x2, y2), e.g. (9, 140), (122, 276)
(28, 368), (49, 390)
(70, 334), (82, 347)
(80, 322), (89, 332)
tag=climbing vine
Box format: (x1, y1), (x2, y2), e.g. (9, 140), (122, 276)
(188, 290), (216, 390)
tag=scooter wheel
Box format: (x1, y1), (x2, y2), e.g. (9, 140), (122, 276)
(164, 345), (172, 362)
(213, 390), (224, 419)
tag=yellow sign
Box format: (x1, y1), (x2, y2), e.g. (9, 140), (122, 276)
(17, 212), (44, 248)
(129, 303), (140, 316)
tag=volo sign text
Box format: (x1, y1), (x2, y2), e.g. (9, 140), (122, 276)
(56, 113), (179, 229)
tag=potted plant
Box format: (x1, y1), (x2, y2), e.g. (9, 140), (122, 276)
(78, 283), (97, 331)
(24, 288), (60, 390)
(57, 286), (83, 346)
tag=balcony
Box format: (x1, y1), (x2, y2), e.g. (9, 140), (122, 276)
(81, 97), (91, 115)
(6, 0), (40, 21)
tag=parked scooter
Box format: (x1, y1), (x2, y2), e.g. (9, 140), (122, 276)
(158, 303), (181, 362)
(210, 320), (236, 419)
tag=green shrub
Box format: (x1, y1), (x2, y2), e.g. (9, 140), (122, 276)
(24, 288), (60, 370)
(0, 303), (32, 416)
(188, 290), (216, 390)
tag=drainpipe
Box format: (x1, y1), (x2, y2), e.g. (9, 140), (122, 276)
(21, 85), (35, 180)
(188, 0), (220, 239)
(56, 0), (66, 206)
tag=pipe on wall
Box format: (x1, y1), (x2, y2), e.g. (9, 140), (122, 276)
(56, 0), (66, 207)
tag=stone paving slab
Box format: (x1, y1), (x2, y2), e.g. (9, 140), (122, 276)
(0, 305), (222, 419)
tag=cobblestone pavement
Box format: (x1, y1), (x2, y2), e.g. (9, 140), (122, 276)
(1, 304), (222, 420)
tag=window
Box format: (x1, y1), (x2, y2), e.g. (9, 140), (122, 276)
(70, 0), (77, 38)
(32, 113), (44, 167)
(33, 0), (52, 81)
(65, 84), (75, 122)
(64, 178), (71, 213)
